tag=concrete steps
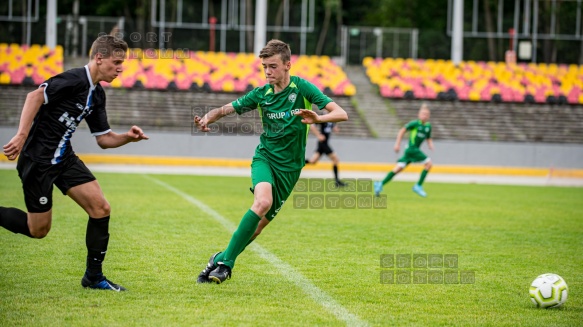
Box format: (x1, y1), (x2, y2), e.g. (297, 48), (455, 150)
(346, 65), (401, 138)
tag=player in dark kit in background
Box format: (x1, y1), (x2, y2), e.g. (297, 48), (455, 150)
(305, 122), (346, 187)
(0, 35), (148, 291)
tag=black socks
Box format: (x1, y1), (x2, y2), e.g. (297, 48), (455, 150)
(0, 206), (32, 237)
(85, 216), (110, 277)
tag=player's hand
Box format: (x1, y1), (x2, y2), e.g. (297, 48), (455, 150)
(194, 115), (211, 132)
(3, 134), (26, 161)
(317, 134), (326, 142)
(127, 125), (149, 142)
(295, 109), (320, 124)
(394, 144), (401, 153)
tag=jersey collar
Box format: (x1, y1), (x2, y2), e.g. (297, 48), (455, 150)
(84, 65), (97, 89)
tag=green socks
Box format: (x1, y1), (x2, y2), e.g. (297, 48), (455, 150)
(418, 169), (429, 186)
(216, 209), (261, 268)
(382, 171), (395, 185)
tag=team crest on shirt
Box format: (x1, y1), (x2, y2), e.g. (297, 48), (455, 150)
(288, 93), (297, 103)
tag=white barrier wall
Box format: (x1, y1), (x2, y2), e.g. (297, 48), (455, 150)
(1, 127), (582, 169)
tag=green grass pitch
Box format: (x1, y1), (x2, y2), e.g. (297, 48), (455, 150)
(1, 169), (582, 326)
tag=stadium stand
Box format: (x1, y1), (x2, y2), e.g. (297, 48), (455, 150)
(0, 44), (63, 85)
(0, 45), (355, 96)
(2, 44), (582, 143)
(102, 49), (356, 97)
(0, 85), (371, 138)
(364, 57), (583, 105)
(391, 99), (583, 144)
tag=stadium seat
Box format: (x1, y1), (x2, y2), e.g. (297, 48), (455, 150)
(363, 56), (583, 104)
(0, 43), (63, 85)
(98, 49), (355, 96)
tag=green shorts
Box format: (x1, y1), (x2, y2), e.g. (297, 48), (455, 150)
(251, 155), (301, 221)
(397, 147), (428, 165)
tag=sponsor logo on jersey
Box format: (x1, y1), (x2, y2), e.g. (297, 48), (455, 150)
(266, 108), (301, 120)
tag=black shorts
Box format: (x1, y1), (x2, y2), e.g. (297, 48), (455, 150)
(16, 154), (96, 213)
(316, 141), (333, 155)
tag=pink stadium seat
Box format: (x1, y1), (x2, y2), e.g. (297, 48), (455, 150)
(534, 89), (546, 103)
(425, 85), (437, 99)
(456, 86), (469, 101)
(380, 85), (392, 97)
(412, 85), (426, 99)
(392, 87), (404, 98)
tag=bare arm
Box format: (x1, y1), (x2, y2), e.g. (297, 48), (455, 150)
(194, 103), (236, 132)
(427, 138), (434, 151)
(295, 102), (348, 124)
(309, 124), (325, 141)
(96, 126), (149, 149)
(3, 87), (45, 160)
(394, 127), (407, 153)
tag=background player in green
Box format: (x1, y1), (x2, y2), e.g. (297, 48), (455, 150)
(374, 103), (434, 197)
(194, 39), (348, 284)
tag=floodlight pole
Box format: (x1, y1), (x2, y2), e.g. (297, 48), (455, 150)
(254, 0), (267, 56)
(46, 0), (57, 49)
(451, 0), (464, 66)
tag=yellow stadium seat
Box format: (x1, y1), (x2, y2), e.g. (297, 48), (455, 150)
(0, 72), (10, 84)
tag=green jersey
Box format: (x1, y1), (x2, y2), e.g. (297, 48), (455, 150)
(232, 76), (333, 171)
(404, 119), (432, 148)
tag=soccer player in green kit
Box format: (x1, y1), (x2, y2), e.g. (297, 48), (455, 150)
(374, 103), (434, 198)
(194, 39), (348, 284)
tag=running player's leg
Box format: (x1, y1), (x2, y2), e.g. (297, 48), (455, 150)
(306, 151), (322, 164)
(375, 160), (407, 197)
(206, 158), (272, 283)
(1, 157), (55, 238)
(60, 157), (125, 291)
(67, 181), (124, 290)
(199, 207), (272, 283)
(418, 158), (432, 186)
(327, 152), (345, 186)
(383, 162), (406, 184)
(207, 182), (269, 283)
(208, 160), (300, 284)
(222, 181), (272, 267)
(412, 151), (430, 197)
(307, 141), (326, 164)
(0, 209), (51, 238)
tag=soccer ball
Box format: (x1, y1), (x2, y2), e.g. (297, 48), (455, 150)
(529, 273), (568, 308)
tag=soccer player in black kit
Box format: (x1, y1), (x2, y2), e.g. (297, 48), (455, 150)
(1, 35), (148, 291)
(305, 122), (345, 187)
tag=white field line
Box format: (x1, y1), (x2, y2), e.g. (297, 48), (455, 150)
(144, 175), (369, 327)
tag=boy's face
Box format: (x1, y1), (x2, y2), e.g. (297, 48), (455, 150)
(96, 52), (125, 83)
(418, 108), (430, 122)
(261, 54), (291, 85)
